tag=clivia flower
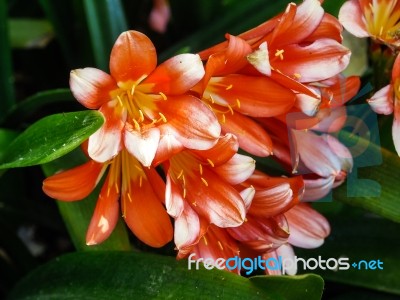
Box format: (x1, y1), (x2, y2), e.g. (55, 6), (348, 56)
(339, 0), (400, 49)
(70, 30), (221, 167)
(368, 52), (400, 155)
(43, 149), (173, 247)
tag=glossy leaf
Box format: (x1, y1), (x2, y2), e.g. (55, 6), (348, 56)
(8, 251), (324, 300)
(0, 111), (104, 169)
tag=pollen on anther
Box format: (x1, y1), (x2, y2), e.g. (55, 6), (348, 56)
(127, 193), (133, 203)
(225, 84), (233, 90)
(227, 104), (234, 115)
(138, 110), (144, 122)
(199, 164), (203, 175)
(206, 158), (215, 167)
(275, 49), (284, 60)
(183, 188), (187, 199)
(236, 98), (241, 108)
(159, 92), (167, 100)
(201, 177), (209, 186)
(159, 112), (167, 123)
(203, 236), (208, 246)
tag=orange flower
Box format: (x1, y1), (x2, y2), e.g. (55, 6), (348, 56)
(339, 0), (400, 48)
(165, 134), (256, 256)
(70, 30), (220, 166)
(43, 149), (173, 247)
(368, 52), (400, 155)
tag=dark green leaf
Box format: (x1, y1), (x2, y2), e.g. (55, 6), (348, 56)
(0, 110), (103, 169)
(0, 0), (15, 117)
(83, 0), (128, 70)
(333, 130), (400, 222)
(8, 19), (53, 48)
(0, 89), (75, 127)
(8, 251), (324, 300)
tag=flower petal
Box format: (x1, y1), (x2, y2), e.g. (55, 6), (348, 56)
(246, 42), (271, 76)
(367, 84), (394, 115)
(122, 170), (173, 248)
(174, 201), (202, 252)
(110, 31), (157, 86)
(88, 102), (125, 162)
(272, 39), (351, 82)
(42, 160), (104, 201)
(165, 172), (185, 218)
(157, 95), (221, 150)
(393, 97), (400, 155)
(285, 203), (330, 248)
(86, 174), (119, 245)
(152, 126), (184, 166)
(305, 13), (344, 43)
(204, 75), (296, 117)
(143, 54), (205, 95)
(213, 154), (255, 185)
(148, 0), (171, 33)
(221, 111), (273, 157)
(303, 176), (335, 201)
(124, 124), (160, 167)
(339, 0), (370, 38)
(70, 68), (116, 109)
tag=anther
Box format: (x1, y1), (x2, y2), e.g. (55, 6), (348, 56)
(221, 114), (226, 124)
(139, 176), (143, 187)
(227, 104), (234, 115)
(201, 177), (209, 186)
(130, 85), (135, 96)
(132, 119), (141, 131)
(236, 98), (241, 108)
(177, 169), (184, 179)
(206, 158), (215, 167)
(128, 193), (133, 203)
(275, 49), (284, 60)
(293, 73), (301, 79)
(199, 164), (203, 175)
(159, 112), (167, 123)
(117, 95), (123, 106)
(203, 236), (208, 246)
(225, 84), (233, 90)
(217, 241), (224, 250)
(159, 92), (167, 100)
(209, 94), (215, 103)
(138, 110), (144, 122)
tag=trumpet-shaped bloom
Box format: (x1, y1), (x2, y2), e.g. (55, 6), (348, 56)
(339, 0), (400, 48)
(43, 149), (173, 247)
(368, 52), (400, 155)
(70, 30), (220, 166)
(165, 134), (256, 256)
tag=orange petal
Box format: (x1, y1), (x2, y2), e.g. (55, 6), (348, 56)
(285, 203), (330, 248)
(86, 174), (120, 245)
(122, 172), (173, 248)
(205, 75), (296, 117)
(367, 84), (394, 115)
(143, 54), (205, 95)
(186, 168), (246, 227)
(88, 102), (125, 162)
(213, 154), (255, 185)
(152, 126), (184, 166)
(339, 0), (369, 38)
(272, 39), (351, 83)
(124, 124), (160, 167)
(42, 160), (104, 201)
(157, 95), (221, 150)
(221, 111), (273, 157)
(392, 97), (400, 155)
(110, 31), (157, 86)
(305, 13), (343, 43)
(70, 68), (116, 109)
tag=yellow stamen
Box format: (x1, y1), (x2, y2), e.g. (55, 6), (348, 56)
(225, 84), (233, 90)
(130, 84), (135, 96)
(209, 94), (215, 104)
(199, 164), (203, 175)
(115, 183), (119, 193)
(217, 241), (224, 250)
(139, 176), (143, 187)
(227, 104), (234, 115)
(138, 110), (144, 122)
(117, 95), (123, 106)
(159, 92), (167, 100)
(293, 73), (301, 79)
(203, 236), (208, 246)
(221, 114), (226, 124)
(132, 119), (140, 131)
(183, 188), (187, 199)
(128, 193), (133, 203)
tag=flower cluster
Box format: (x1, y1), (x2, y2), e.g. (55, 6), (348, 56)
(339, 0), (400, 156)
(43, 0), (359, 275)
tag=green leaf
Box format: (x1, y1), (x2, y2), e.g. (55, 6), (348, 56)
(333, 130), (400, 222)
(41, 149), (131, 251)
(8, 251), (324, 300)
(0, 110), (103, 169)
(296, 203), (400, 295)
(83, 0), (128, 70)
(8, 19), (53, 48)
(0, 0), (15, 117)
(0, 89), (75, 126)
